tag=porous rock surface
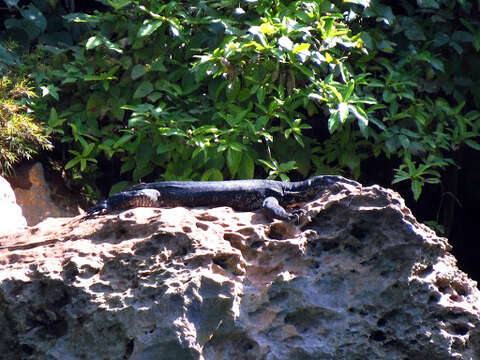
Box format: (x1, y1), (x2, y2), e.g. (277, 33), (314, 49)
(0, 182), (479, 360)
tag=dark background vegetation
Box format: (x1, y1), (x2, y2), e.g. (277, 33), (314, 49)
(1, 0), (479, 279)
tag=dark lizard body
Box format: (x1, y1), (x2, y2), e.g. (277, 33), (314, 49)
(85, 175), (359, 222)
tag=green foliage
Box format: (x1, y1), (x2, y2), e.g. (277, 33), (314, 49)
(29, 0), (372, 194)
(0, 76), (52, 175)
(0, 39), (21, 74)
(2, 0), (80, 47)
(346, 0), (480, 199)
(25, 0), (480, 203)
(0, 0), (84, 74)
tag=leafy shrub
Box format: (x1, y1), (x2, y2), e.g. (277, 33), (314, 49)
(26, 0), (480, 204)
(0, 0), (85, 74)
(28, 0), (373, 197)
(346, 0), (480, 199)
(0, 0), (85, 175)
(0, 75), (52, 174)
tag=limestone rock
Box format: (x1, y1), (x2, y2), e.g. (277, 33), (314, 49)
(11, 162), (78, 226)
(0, 182), (479, 360)
(0, 175), (27, 236)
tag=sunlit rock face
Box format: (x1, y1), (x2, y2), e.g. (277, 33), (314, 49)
(0, 175), (27, 236)
(0, 180), (478, 360)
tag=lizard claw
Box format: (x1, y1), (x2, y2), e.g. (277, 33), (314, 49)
(288, 209), (306, 224)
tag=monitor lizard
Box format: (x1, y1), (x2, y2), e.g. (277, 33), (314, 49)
(85, 175), (359, 222)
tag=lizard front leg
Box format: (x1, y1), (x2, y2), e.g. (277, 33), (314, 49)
(261, 196), (300, 222)
(85, 189), (161, 217)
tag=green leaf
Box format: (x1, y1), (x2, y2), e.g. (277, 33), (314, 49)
(451, 31), (474, 43)
(292, 43), (310, 54)
(343, 82), (355, 101)
(399, 135), (410, 149)
(120, 158), (135, 174)
(4, 0), (19, 8)
(402, 19), (426, 41)
(128, 116), (147, 127)
(308, 93), (324, 102)
(156, 144), (169, 154)
(278, 160), (297, 172)
(226, 78), (241, 101)
(377, 40), (396, 53)
(278, 36), (293, 51)
(255, 116), (268, 130)
(113, 134), (133, 148)
(238, 153), (254, 179)
(133, 81), (153, 98)
(85, 36), (103, 50)
(61, 78), (77, 85)
(131, 64), (146, 80)
(133, 165), (153, 182)
(417, 0), (439, 8)
(48, 107), (61, 127)
(122, 104), (154, 113)
(102, 38), (123, 53)
(259, 22), (275, 35)
(86, 36), (103, 50)
(248, 26), (267, 46)
(20, 4), (46, 31)
(430, 59), (444, 72)
(201, 168), (223, 181)
(77, 136), (90, 151)
(169, 23), (180, 38)
(86, 95), (105, 120)
(473, 33), (480, 52)
(344, 0), (370, 5)
(375, 5), (395, 25)
(65, 156), (81, 170)
(147, 92), (163, 102)
(82, 143), (95, 157)
(465, 140), (480, 151)
(109, 181), (130, 196)
(338, 102), (349, 123)
(382, 91), (396, 103)
(138, 19), (163, 37)
(392, 173), (411, 184)
(349, 105), (368, 126)
(328, 85), (343, 102)
(105, 0), (132, 10)
(361, 32), (375, 50)
(164, 128), (186, 137)
(328, 112), (340, 133)
(135, 142), (154, 170)
(229, 142), (244, 152)
(258, 159), (275, 170)
(257, 87), (266, 104)
(226, 147), (242, 178)
(151, 60), (166, 72)
(411, 180), (423, 201)
(294, 64), (314, 79)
